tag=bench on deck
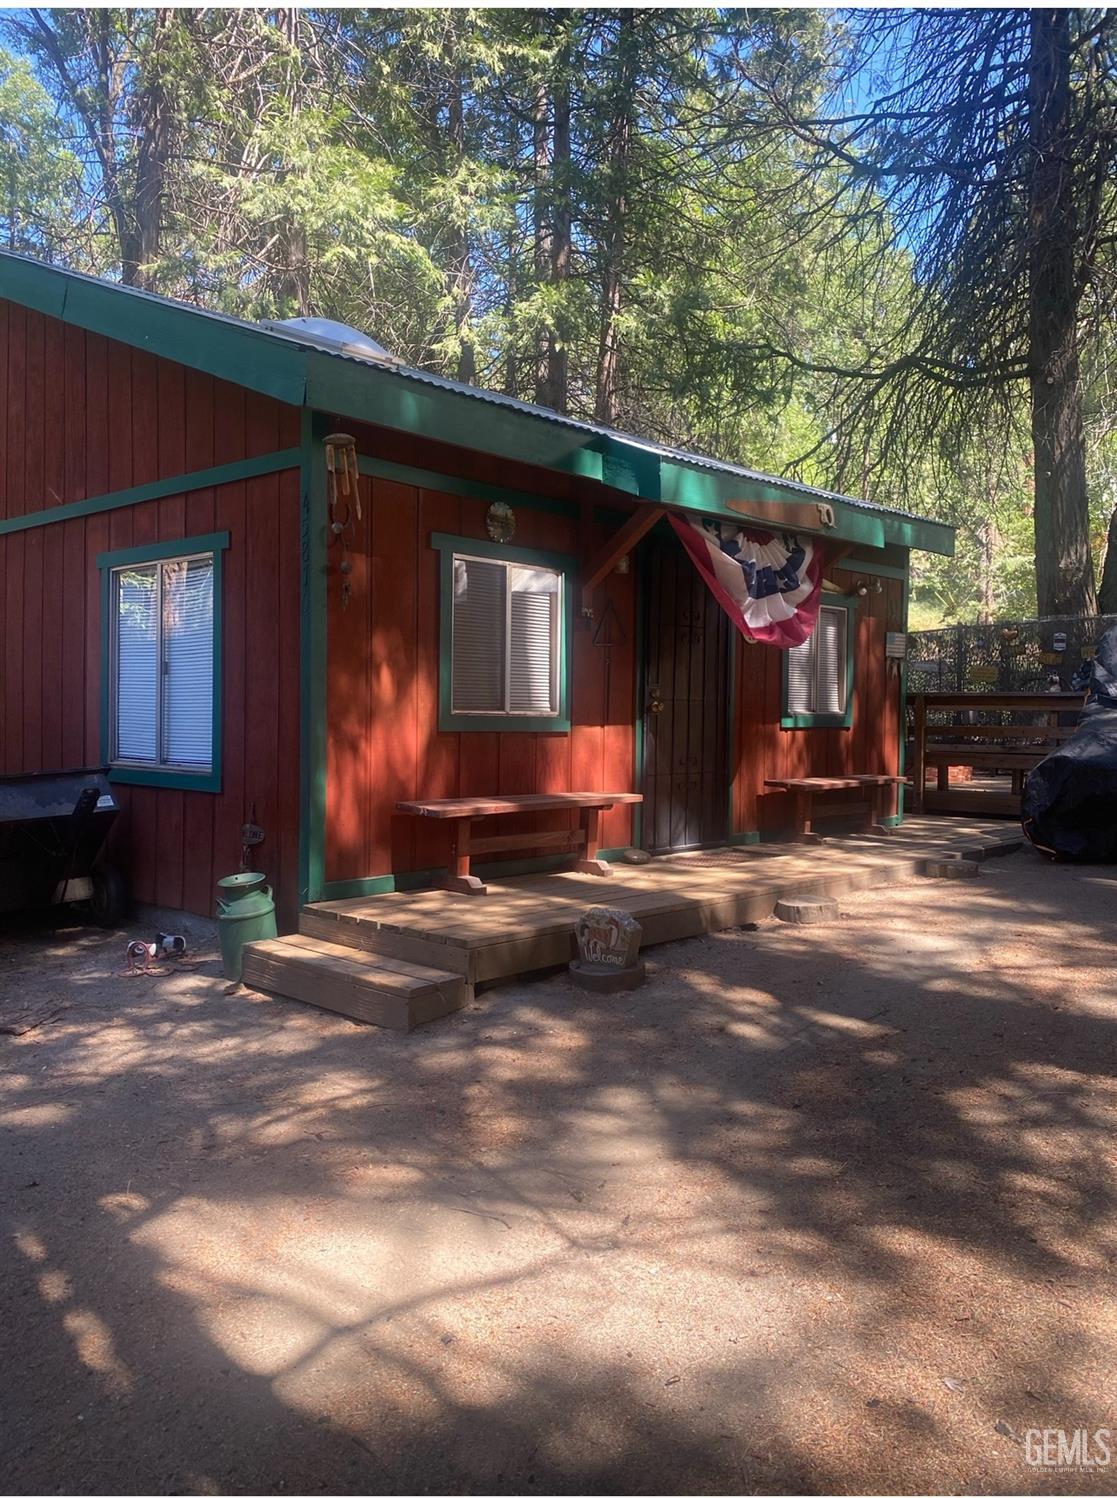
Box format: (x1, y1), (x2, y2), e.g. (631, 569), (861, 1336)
(763, 775), (909, 842)
(396, 791), (644, 895)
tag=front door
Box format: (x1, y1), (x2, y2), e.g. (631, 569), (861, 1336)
(641, 539), (731, 852)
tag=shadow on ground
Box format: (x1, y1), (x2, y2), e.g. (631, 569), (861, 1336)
(2, 847), (1116, 1494)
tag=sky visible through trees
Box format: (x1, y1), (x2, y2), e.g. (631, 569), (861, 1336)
(2, 7), (1115, 625)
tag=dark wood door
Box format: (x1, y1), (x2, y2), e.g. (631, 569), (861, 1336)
(641, 540), (732, 852)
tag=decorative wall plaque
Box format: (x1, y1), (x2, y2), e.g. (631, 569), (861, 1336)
(485, 501), (515, 543)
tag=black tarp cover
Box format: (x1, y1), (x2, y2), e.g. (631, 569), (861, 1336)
(1021, 624), (1117, 859)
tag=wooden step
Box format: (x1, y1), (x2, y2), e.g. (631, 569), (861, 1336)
(241, 933), (468, 1031)
(300, 906), (474, 978)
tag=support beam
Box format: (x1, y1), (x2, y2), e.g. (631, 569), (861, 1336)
(726, 495), (837, 535)
(581, 504), (665, 613)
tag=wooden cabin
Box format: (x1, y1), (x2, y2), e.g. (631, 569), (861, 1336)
(0, 251), (954, 935)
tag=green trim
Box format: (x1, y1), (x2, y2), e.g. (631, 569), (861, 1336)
(321, 875), (401, 900)
(357, 454), (577, 519)
(99, 532), (228, 793)
(727, 630), (739, 841)
(108, 765), (219, 792)
(0, 250), (953, 558)
(897, 560), (910, 824)
(728, 830), (761, 846)
(430, 531), (575, 572)
(97, 530), (230, 570)
(320, 846), (632, 900)
(0, 449), (301, 538)
(298, 412), (329, 905)
(597, 846), (628, 863)
(780, 594), (857, 730)
(838, 557), (907, 580)
(306, 349), (588, 475)
(657, 463), (953, 558)
(0, 251), (306, 406)
(434, 533), (575, 734)
(633, 544), (647, 849)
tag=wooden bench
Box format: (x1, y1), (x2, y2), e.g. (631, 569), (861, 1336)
(764, 775), (909, 842)
(910, 693), (1083, 814)
(396, 791), (643, 895)
(923, 744), (1072, 796)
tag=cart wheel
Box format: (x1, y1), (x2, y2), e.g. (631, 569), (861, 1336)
(89, 863), (128, 928)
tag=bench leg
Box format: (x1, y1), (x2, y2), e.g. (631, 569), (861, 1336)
(438, 818), (487, 896)
(937, 764), (950, 793)
(865, 782), (895, 834)
(573, 806), (613, 877)
(789, 788), (823, 843)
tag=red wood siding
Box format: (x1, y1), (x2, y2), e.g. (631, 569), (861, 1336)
(731, 565), (905, 837)
(0, 298), (299, 521)
(323, 432), (905, 882)
(325, 465), (638, 883)
(0, 298), (302, 927)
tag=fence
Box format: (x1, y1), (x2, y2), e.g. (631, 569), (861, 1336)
(907, 615), (1117, 695)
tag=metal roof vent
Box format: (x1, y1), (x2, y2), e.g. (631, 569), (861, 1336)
(260, 315), (403, 365)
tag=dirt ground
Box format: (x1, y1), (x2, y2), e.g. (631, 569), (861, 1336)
(2, 845), (1117, 1496)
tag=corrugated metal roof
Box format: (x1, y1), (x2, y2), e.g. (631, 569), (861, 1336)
(0, 249), (939, 529)
(315, 346), (934, 525)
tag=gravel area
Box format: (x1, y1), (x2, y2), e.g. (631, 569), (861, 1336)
(2, 846), (1116, 1495)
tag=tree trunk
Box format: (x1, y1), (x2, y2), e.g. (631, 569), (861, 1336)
(1098, 506), (1117, 615)
(274, 9), (311, 314)
(92, 12), (136, 285)
(594, 13), (636, 427)
(532, 69), (552, 404)
(546, 24), (572, 413)
(978, 518), (999, 623)
(1028, 9), (1097, 618)
(447, 34), (475, 384)
(128, 9), (175, 290)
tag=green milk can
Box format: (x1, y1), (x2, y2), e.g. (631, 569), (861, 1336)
(216, 871), (277, 981)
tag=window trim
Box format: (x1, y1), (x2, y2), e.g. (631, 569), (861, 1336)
(97, 532), (229, 791)
(432, 532), (575, 733)
(780, 594), (857, 730)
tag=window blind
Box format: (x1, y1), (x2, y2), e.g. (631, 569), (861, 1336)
(786, 604), (848, 716)
(114, 566), (160, 763)
(451, 557), (506, 712)
(111, 552), (215, 773)
(816, 606), (847, 715)
(508, 565), (558, 714)
(786, 638), (814, 715)
(162, 557), (214, 767)
(450, 553), (562, 718)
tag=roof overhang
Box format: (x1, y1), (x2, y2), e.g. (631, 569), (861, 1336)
(307, 349), (953, 555)
(0, 250), (954, 558)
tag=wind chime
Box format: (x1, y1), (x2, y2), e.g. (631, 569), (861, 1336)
(324, 432), (360, 607)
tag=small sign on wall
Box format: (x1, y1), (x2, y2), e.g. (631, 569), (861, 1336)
(885, 632), (907, 659)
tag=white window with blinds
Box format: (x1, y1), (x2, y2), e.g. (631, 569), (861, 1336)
(785, 603), (851, 721)
(450, 553), (562, 719)
(109, 550), (217, 775)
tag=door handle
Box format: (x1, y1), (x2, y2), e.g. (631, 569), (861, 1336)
(648, 686), (665, 715)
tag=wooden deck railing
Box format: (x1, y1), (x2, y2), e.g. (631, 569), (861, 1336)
(909, 691), (1083, 816)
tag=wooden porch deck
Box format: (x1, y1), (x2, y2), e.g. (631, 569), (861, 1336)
(243, 816), (1025, 1030)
